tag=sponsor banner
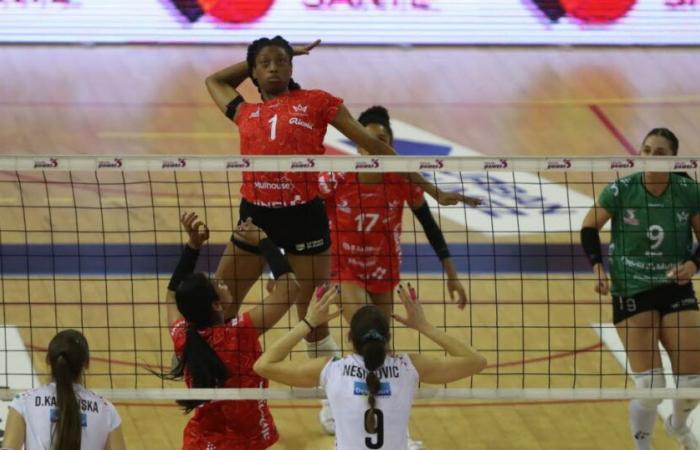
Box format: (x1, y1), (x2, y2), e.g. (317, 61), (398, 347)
(0, 0), (699, 44)
(325, 120), (595, 234)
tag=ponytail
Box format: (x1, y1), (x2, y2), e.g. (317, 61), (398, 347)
(362, 340), (386, 433)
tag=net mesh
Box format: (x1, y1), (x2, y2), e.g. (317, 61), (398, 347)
(1, 154), (699, 400)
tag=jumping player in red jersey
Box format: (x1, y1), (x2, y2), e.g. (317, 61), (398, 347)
(205, 36), (469, 429)
(320, 106), (479, 322)
(162, 212), (298, 450)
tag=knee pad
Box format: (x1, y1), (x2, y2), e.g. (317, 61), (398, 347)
(633, 368), (666, 410)
(675, 374), (700, 411)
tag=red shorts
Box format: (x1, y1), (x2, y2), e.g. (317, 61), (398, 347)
(332, 255), (400, 294)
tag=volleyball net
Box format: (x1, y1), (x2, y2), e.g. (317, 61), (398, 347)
(1, 154), (699, 401)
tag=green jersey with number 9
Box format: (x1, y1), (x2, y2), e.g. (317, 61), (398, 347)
(599, 172), (700, 297)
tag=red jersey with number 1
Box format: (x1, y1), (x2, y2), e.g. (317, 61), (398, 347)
(319, 172), (424, 293)
(169, 312), (278, 450)
(234, 89), (343, 207)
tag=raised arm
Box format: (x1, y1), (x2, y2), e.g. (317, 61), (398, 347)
(205, 61), (249, 119)
(409, 196), (468, 309)
(253, 285), (342, 387)
(165, 212), (210, 325)
(393, 284), (486, 384)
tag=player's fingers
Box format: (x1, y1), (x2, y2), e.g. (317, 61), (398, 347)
(397, 285), (410, 305)
(457, 288), (468, 306)
(391, 314), (409, 326)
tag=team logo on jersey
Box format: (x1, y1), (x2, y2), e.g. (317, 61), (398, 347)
(546, 159), (572, 170)
(289, 117), (313, 130)
(225, 158), (251, 169)
(162, 158), (187, 169)
(483, 159), (508, 170)
(292, 104), (308, 114)
(33, 158), (59, 168)
(249, 108), (260, 118)
(337, 199), (351, 213)
(354, 159), (380, 170)
(371, 266), (388, 280)
(97, 158), (123, 169)
(677, 211), (690, 224)
(673, 160), (699, 170)
(419, 159), (445, 170)
(353, 381), (391, 396)
(623, 209), (639, 226)
(610, 159), (635, 169)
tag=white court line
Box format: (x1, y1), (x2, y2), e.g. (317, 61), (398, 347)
(0, 326), (39, 434)
(592, 322), (700, 434)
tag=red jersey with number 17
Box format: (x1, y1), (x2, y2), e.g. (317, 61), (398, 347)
(170, 312), (278, 450)
(234, 89), (343, 208)
(319, 172), (424, 293)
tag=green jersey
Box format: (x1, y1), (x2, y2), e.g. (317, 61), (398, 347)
(599, 172), (700, 297)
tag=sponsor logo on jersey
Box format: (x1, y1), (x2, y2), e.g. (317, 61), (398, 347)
(353, 381), (391, 396)
(162, 158), (187, 169)
(292, 104), (308, 114)
(33, 158), (58, 168)
(623, 209), (639, 226)
(546, 159), (572, 169)
(290, 158), (316, 169)
(418, 159), (444, 170)
(483, 159), (508, 170)
(610, 159), (635, 169)
(337, 199), (351, 213)
(354, 159), (380, 169)
(249, 108), (260, 118)
(289, 117), (313, 130)
(673, 160), (699, 170)
(97, 158), (123, 169)
(226, 158), (251, 169)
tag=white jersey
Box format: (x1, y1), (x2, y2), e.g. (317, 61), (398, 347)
(9, 383), (121, 450)
(321, 353), (418, 450)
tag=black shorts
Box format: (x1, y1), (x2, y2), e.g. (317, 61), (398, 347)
(232, 197), (331, 256)
(612, 283), (699, 324)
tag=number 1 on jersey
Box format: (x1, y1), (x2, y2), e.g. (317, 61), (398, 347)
(268, 114), (278, 141)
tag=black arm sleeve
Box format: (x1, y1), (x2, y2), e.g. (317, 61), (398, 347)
(412, 202), (450, 261)
(259, 238), (294, 279)
(580, 227), (603, 266)
(168, 245), (200, 291)
(225, 95), (245, 120)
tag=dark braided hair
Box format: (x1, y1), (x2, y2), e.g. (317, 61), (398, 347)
(358, 106), (393, 144)
(247, 36), (301, 93)
(351, 305), (390, 433)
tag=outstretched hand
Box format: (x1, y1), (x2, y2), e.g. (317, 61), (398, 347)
(435, 190), (483, 207)
(305, 284), (342, 328)
(292, 39), (321, 56)
(392, 283), (431, 332)
(180, 211), (209, 249)
(232, 217), (268, 246)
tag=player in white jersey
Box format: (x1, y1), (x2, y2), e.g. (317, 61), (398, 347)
(2, 330), (125, 450)
(254, 284), (486, 450)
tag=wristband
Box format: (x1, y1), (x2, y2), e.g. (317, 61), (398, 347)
(302, 318), (314, 331)
(168, 245), (200, 291)
(580, 227), (603, 267)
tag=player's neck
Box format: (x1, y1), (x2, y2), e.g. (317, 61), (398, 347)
(261, 89), (290, 101)
(643, 172), (670, 196)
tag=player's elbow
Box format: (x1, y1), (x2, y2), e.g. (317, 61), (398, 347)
(253, 359), (268, 378)
(455, 354), (487, 379)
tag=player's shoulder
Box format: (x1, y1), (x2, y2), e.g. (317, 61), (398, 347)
(292, 89), (335, 104)
(671, 172), (699, 189)
(606, 172), (641, 193)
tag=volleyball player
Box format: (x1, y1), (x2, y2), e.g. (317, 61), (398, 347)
(581, 128), (700, 450)
(164, 212), (298, 449)
(319, 106), (481, 323)
(2, 330), (125, 450)
(205, 36), (468, 428)
(253, 284), (487, 450)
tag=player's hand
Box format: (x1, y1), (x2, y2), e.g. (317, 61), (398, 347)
(180, 211), (210, 250)
(443, 259), (468, 309)
(292, 39), (321, 56)
(232, 217), (268, 246)
(435, 189), (483, 207)
(667, 261), (697, 286)
(393, 283), (431, 332)
(593, 263), (609, 295)
(305, 284), (342, 328)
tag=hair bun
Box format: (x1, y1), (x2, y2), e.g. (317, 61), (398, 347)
(359, 106), (390, 123)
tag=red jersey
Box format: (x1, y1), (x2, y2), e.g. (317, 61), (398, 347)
(235, 89), (343, 208)
(319, 172), (424, 293)
(169, 313), (278, 450)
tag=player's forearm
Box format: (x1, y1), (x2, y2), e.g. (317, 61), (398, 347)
(442, 258), (458, 276)
(256, 322), (309, 366)
(206, 60), (249, 89)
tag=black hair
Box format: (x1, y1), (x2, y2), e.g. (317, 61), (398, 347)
(247, 36), (301, 93)
(47, 329), (89, 450)
(350, 305), (390, 433)
(644, 127), (679, 155)
(162, 273), (228, 413)
(358, 106), (393, 144)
